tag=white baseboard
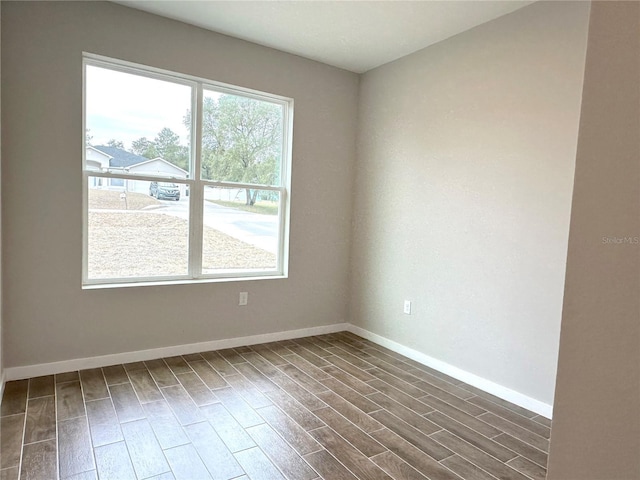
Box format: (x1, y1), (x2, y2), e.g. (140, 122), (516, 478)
(3, 321), (553, 419)
(4, 323), (349, 382)
(346, 325), (553, 419)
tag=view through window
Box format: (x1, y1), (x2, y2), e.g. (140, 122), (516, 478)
(83, 56), (291, 285)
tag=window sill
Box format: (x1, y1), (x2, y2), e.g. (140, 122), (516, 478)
(82, 274), (287, 290)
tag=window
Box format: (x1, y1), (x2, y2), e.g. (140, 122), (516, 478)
(83, 55), (292, 286)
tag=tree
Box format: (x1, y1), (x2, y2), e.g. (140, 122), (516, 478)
(129, 129), (189, 171)
(106, 139), (125, 149)
(186, 94), (282, 205)
(131, 137), (157, 159)
(154, 128), (189, 171)
(85, 129), (93, 145)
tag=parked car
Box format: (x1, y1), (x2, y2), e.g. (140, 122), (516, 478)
(149, 181), (180, 201)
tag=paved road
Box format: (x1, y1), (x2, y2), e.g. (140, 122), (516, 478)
(157, 198), (279, 253)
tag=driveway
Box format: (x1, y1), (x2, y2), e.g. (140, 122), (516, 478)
(158, 198), (279, 254)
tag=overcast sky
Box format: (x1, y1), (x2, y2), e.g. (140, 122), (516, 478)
(86, 65), (192, 149)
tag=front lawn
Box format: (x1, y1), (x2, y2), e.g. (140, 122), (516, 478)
(89, 189), (161, 210)
(88, 211), (275, 279)
(206, 199), (278, 216)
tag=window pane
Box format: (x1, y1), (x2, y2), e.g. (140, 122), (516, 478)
(201, 90), (283, 185)
(87, 178), (189, 279)
(202, 186), (279, 274)
(85, 65), (192, 178)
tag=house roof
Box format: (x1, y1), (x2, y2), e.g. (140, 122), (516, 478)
(93, 145), (149, 168)
(86, 145), (113, 160)
(129, 157), (188, 176)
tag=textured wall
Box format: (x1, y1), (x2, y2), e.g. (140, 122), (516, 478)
(351, 1), (590, 405)
(0, 4), (3, 381)
(548, 2), (640, 477)
(1, 1), (359, 367)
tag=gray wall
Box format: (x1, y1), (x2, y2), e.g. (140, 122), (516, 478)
(351, 1), (590, 405)
(1, 2), (359, 367)
(547, 2), (640, 477)
(0, 3), (3, 383)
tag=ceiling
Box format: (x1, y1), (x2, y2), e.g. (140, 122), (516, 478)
(119, 1), (534, 74)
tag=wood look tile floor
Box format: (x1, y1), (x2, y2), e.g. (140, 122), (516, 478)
(0, 332), (551, 480)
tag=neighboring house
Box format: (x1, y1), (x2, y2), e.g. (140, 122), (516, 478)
(87, 145), (188, 197)
(85, 146), (112, 188)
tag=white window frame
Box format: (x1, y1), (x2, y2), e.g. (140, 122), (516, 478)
(82, 54), (292, 287)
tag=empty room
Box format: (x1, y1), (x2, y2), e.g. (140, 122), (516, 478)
(0, 1), (638, 479)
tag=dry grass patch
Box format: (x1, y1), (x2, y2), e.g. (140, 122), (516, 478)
(88, 211), (275, 279)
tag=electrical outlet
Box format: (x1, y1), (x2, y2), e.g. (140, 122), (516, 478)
(239, 292), (248, 306)
(403, 300), (412, 315)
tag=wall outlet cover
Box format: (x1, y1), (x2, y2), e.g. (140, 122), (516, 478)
(239, 292), (249, 306)
(403, 300), (412, 315)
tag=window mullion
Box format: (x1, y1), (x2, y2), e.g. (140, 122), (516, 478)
(82, 172), (89, 284)
(84, 55), (291, 286)
(188, 83), (204, 278)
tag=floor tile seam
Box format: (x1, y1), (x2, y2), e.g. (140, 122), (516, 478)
(431, 429), (540, 479)
(0, 412), (26, 419)
(315, 364), (380, 395)
(28, 390), (56, 401)
(365, 389), (437, 417)
(359, 347), (444, 384)
(439, 455), (502, 480)
(122, 427), (173, 480)
(173, 359), (225, 400)
(199, 352), (240, 378)
(161, 442), (214, 480)
(122, 358), (193, 457)
(199, 381), (267, 429)
(325, 343), (381, 372)
(17, 379), (31, 478)
(273, 357), (327, 388)
(233, 352), (333, 419)
(467, 398), (552, 437)
(455, 387), (538, 419)
(60, 465), (96, 480)
(245, 423), (324, 480)
(83, 394), (111, 404)
(369, 448), (442, 480)
(92, 369), (135, 478)
(276, 350), (331, 378)
(491, 435), (549, 469)
(303, 433), (383, 480)
(531, 417), (552, 428)
(210, 377), (270, 413)
(430, 421), (520, 463)
(419, 393), (493, 425)
(58, 413), (90, 423)
(476, 412), (550, 450)
(505, 455), (544, 480)
(253, 402), (325, 456)
(184, 357), (233, 390)
(489, 429), (550, 459)
(76, 368), (97, 479)
(364, 378), (445, 418)
(55, 378), (81, 386)
(22, 435), (57, 447)
(54, 375), (61, 480)
(506, 455), (530, 466)
(312, 404), (391, 458)
(424, 409), (525, 457)
(407, 376), (478, 403)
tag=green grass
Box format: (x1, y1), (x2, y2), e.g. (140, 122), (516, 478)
(206, 199), (279, 216)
